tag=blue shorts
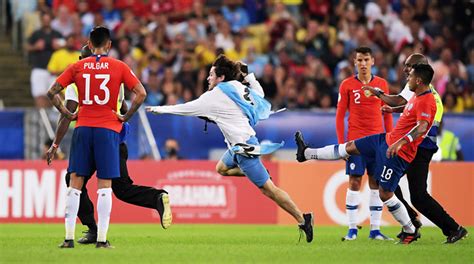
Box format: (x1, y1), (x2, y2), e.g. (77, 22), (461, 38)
(68, 127), (120, 179)
(354, 134), (410, 192)
(221, 137), (270, 188)
(345, 155), (376, 177)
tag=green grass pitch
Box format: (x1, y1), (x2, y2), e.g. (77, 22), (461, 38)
(0, 224), (472, 263)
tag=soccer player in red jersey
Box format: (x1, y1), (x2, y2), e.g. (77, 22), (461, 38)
(336, 47), (393, 241)
(47, 26), (146, 248)
(296, 64), (437, 244)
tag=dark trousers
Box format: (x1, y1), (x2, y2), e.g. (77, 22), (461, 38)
(395, 147), (459, 236)
(65, 143), (166, 228)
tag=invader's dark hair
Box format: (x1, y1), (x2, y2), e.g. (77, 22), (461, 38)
(409, 53), (429, 65)
(412, 63), (434, 85)
(79, 45), (92, 60)
(354, 46), (372, 55)
(89, 26), (111, 48)
(212, 54), (238, 82)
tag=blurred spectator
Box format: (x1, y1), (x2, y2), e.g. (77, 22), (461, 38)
(437, 121), (464, 161)
(26, 12), (63, 108)
(51, 5), (75, 37)
(221, 1), (250, 32)
(144, 74), (164, 106)
(47, 34), (80, 76)
(164, 138), (182, 160)
(100, 0), (122, 31)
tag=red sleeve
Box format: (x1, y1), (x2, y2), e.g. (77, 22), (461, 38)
(56, 64), (75, 88)
(335, 81), (348, 143)
(416, 96), (436, 123)
(380, 79), (393, 132)
(121, 62), (141, 90)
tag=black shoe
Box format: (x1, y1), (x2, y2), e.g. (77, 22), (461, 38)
(397, 230), (421, 244)
(77, 229), (97, 244)
(157, 192), (172, 229)
(295, 131), (308, 162)
(445, 226), (468, 244)
(397, 219), (422, 238)
(58, 239), (74, 248)
(298, 212), (314, 243)
(96, 240), (114, 249)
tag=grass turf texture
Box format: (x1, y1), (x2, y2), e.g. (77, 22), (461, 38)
(0, 224), (472, 263)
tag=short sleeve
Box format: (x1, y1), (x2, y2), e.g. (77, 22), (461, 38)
(399, 84), (414, 101)
(65, 84), (78, 102)
(56, 64), (75, 89)
(416, 96), (436, 123)
(121, 62), (140, 90)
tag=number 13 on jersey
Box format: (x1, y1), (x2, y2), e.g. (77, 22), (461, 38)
(82, 73), (110, 105)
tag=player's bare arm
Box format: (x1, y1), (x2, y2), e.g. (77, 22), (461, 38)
(386, 120), (429, 158)
(117, 83), (146, 122)
(47, 82), (77, 120)
(362, 86), (408, 107)
(381, 104), (406, 114)
(46, 100), (78, 165)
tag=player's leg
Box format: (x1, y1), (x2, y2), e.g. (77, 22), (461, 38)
(376, 155), (418, 244)
(216, 149), (246, 176)
(407, 148), (466, 243)
(236, 154), (313, 243)
(394, 185), (421, 227)
(60, 127), (93, 248)
(111, 143), (171, 229)
(343, 156), (365, 240)
(65, 172), (97, 244)
(60, 172), (85, 248)
(294, 131), (385, 162)
(367, 174), (392, 240)
(94, 128), (120, 248)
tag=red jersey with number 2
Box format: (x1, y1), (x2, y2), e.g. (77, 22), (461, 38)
(56, 55), (140, 133)
(336, 75), (393, 143)
(386, 91), (436, 162)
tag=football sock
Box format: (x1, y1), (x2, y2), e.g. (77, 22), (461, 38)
(346, 189), (359, 229)
(65, 187), (81, 240)
(369, 189), (383, 231)
(384, 195), (415, 233)
(97, 188), (113, 243)
(304, 143), (348, 160)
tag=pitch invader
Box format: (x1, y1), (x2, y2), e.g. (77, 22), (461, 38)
(47, 26), (146, 248)
(335, 47), (393, 241)
(296, 64), (438, 244)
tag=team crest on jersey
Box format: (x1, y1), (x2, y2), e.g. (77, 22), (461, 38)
(350, 163), (355, 170)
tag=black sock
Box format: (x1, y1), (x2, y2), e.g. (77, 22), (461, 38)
(87, 223), (97, 233)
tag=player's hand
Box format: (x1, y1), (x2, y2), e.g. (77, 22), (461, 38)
(145, 106), (161, 114)
(62, 110), (77, 121)
(361, 86), (376, 97)
(114, 110), (127, 122)
(46, 145), (58, 165)
(386, 141), (404, 158)
(381, 105), (394, 113)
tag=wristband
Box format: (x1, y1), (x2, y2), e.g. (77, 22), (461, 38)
(52, 143), (59, 149)
(403, 135), (414, 143)
(374, 87), (385, 97)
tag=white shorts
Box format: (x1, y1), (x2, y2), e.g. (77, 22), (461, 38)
(30, 68), (55, 97)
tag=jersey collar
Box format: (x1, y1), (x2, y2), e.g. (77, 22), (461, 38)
(354, 74), (374, 84)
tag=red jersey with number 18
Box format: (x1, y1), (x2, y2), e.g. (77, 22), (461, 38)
(386, 90), (436, 162)
(56, 55), (140, 133)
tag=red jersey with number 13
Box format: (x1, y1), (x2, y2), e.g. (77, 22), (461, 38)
(386, 90), (436, 162)
(56, 55), (140, 133)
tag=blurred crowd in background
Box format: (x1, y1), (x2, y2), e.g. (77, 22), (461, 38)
(12, 0), (474, 112)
